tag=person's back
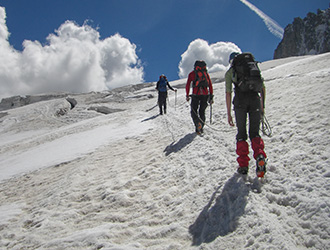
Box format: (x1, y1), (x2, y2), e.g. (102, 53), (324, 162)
(156, 75), (176, 115)
(157, 76), (168, 93)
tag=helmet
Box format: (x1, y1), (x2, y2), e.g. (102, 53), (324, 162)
(229, 52), (240, 63)
(160, 74), (166, 79)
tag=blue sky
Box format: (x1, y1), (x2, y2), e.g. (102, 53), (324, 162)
(0, 0), (328, 98)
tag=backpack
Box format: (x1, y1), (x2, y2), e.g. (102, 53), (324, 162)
(232, 53), (263, 92)
(158, 77), (167, 92)
(193, 60), (210, 88)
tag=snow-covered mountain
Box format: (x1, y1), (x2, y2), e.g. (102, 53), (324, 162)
(274, 8), (330, 59)
(0, 53), (329, 249)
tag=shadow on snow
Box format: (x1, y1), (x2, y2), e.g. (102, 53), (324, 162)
(189, 174), (249, 246)
(163, 133), (196, 156)
(141, 114), (160, 122)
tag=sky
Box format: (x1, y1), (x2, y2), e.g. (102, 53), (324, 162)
(0, 0), (329, 99)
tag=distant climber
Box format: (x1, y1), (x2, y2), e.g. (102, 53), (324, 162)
(156, 74), (177, 115)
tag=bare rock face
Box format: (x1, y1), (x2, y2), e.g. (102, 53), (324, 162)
(274, 8), (330, 59)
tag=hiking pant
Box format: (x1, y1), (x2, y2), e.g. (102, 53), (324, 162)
(158, 92), (167, 114)
(190, 95), (208, 128)
(233, 91), (266, 167)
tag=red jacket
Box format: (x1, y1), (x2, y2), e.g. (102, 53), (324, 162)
(185, 70), (213, 96)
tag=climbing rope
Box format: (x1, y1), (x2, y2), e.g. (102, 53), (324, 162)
(189, 103), (223, 132)
(261, 114), (272, 137)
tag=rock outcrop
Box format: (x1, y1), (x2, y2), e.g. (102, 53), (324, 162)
(274, 8), (330, 59)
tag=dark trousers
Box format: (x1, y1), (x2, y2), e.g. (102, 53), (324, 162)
(191, 95), (208, 128)
(233, 92), (261, 141)
(233, 92), (267, 167)
(158, 92), (167, 114)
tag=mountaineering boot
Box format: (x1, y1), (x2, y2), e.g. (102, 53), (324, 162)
(196, 122), (202, 135)
(256, 154), (267, 178)
(237, 166), (249, 175)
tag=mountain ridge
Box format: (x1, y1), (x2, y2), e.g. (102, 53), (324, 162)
(274, 7), (330, 59)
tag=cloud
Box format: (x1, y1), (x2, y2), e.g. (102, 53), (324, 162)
(0, 7), (144, 100)
(0, 7), (9, 40)
(239, 0), (284, 39)
(178, 39), (241, 78)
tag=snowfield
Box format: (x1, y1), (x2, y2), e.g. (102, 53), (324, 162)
(0, 53), (329, 249)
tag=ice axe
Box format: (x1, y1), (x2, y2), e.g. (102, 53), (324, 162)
(209, 94), (213, 124)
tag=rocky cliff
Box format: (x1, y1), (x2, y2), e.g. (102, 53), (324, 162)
(274, 8), (330, 59)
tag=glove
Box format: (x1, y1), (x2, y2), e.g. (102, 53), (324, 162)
(208, 94), (214, 104)
(186, 96), (190, 102)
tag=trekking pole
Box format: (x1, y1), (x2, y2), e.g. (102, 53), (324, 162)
(210, 103), (213, 124)
(175, 91), (177, 111)
(261, 114), (272, 137)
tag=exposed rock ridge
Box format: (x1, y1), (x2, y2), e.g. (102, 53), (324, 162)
(274, 8), (330, 59)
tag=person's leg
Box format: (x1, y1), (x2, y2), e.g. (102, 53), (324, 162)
(248, 94), (267, 177)
(235, 108), (248, 142)
(248, 94), (261, 140)
(251, 136), (267, 177)
(190, 96), (200, 128)
(250, 109), (266, 160)
(248, 95), (266, 159)
(235, 108), (250, 173)
(158, 94), (163, 114)
(233, 93), (250, 173)
(163, 92), (167, 114)
(251, 137), (266, 159)
(159, 93), (167, 115)
(199, 95), (208, 129)
(236, 140), (250, 167)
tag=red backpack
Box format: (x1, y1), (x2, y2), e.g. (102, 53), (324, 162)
(193, 60), (210, 88)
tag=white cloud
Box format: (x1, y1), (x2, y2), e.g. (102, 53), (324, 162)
(239, 0), (284, 39)
(0, 7), (9, 40)
(0, 7), (144, 99)
(178, 39), (241, 78)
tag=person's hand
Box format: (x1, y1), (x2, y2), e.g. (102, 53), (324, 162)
(228, 114), (235, 127)
(186, 96), (190, 102)
(208, 94), (214, 104)
(174, 88), (177, 92)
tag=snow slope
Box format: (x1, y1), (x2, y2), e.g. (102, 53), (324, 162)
(0, 53), (329, 249)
